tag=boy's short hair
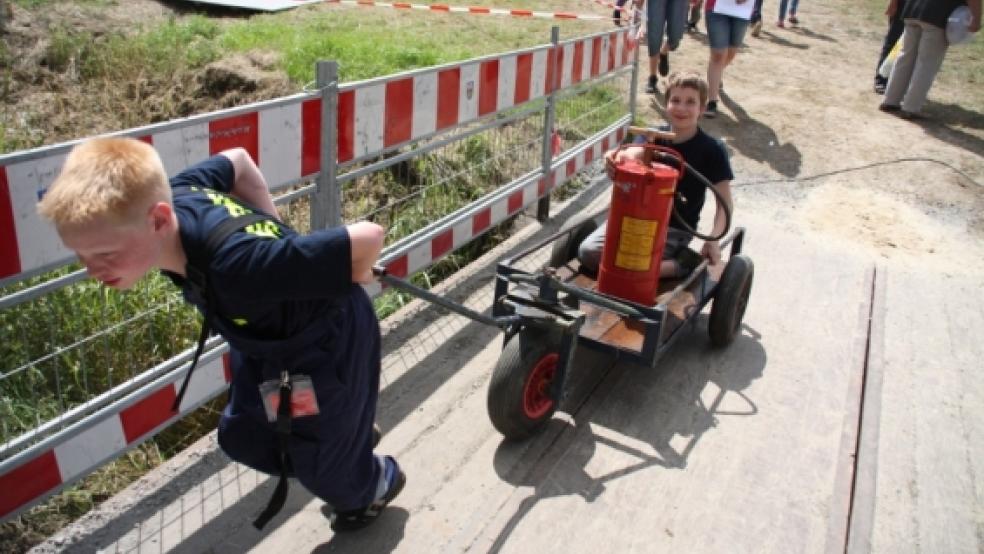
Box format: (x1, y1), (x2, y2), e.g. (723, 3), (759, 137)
(37, 137), (170, 227)
(665, 71), (708, 107)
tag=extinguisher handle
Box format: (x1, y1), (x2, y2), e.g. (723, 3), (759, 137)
(643, 144), (687, 174)
(627, 126), (676, 142)
(611, 143), (686, 173)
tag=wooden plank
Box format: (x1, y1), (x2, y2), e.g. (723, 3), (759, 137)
(850, 269), (984, 553)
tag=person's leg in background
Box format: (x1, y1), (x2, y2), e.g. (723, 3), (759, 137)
(688, 0), (704, 32)
(646, 0), (670, 94)
(898, 20), (947, 116)
(881, 21), (919, 110)
(750, 0), (765, 37)
(705, 14), (727, 117)
(788, 0), (800, 25)
(874, 2), (906, 93)
(705, 13), (747, 117)
(657, 0), (689, 77)
(777, 0), (788, 26)
(613, 0), (629, 26)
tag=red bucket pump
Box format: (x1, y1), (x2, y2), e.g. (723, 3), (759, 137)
(597, 145), (684, 305)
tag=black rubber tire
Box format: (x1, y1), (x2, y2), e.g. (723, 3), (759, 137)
(487, 328), (563, 441)
(548, 215), (598, 269)
(708, 254), (754, 347)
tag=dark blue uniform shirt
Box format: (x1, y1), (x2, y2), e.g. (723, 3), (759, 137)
(164, 155), (354, 341)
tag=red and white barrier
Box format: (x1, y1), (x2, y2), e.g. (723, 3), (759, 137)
(0, 25), (635, 520)
(0, 30), (631, 286)
(366, 121), (626, 295)
(324, 0), (608, 20)
(0, 351), (231, 521)
(0, 120), (629, 522)
(0, 95), (322, 284)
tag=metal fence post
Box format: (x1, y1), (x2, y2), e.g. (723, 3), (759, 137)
(536, 26), (561, 223)
(312, 60), (341, 230)
(628, 28), (640, 129)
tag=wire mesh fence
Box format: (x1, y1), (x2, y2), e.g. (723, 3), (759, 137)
(0, 66), (632, 462)
(0, 51), (635, 538)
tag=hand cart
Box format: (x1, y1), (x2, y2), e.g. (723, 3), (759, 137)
(376, 132), (753, 441)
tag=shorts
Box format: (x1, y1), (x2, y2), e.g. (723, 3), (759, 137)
(705, 11), (749, 49)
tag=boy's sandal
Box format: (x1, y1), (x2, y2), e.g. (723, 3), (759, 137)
(330, 457), (406, 532)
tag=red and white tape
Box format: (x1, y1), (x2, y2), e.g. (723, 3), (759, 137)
(0, 352), (231, 521)
(0, 29), (632, 286)
(324, 0), (608, 20)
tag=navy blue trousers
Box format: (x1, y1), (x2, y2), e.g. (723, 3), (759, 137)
(216, 290), (382, 511)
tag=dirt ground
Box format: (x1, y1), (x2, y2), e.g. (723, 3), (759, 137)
(1, 0), (291, 146)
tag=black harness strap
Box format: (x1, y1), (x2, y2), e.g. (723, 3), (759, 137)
(170, 212), (273, 413)
(169, 186), (297, 529)
(252, 370), (293, 530)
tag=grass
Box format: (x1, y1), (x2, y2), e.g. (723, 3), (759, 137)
(10, 0), (113, 7)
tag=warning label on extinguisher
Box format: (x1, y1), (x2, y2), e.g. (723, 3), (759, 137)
(615, 216), (658, 271)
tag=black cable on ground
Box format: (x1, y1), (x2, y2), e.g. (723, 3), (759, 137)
(734, 157), (983, 190)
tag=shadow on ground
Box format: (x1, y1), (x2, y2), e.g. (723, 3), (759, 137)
(486, 322), (767, 552)
(916, 101), (984, 160)
(646, 92), (802, 178)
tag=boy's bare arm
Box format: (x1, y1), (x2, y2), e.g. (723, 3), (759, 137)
(603, 146), (648, 179)
(347, 222), (385, 284)
(885, 0), (898, 17)
(220, 148), (281, 221)
(701, 179), (733, 264)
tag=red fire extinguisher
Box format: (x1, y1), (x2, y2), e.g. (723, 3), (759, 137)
(597, 145), (684, 306)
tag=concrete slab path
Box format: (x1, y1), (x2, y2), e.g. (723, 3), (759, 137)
(32, 180), (984, 554)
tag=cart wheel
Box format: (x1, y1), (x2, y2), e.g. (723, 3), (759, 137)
(708, 254), (754, 348)
(548, 215), (598, 269)
(488, 328), (563, 440)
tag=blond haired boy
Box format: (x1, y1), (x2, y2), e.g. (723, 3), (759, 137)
(39, 138), (404, 532)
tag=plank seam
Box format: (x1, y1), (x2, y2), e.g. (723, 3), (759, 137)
(844, 265), (887, 553)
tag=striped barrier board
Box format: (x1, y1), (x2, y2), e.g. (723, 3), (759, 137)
(366, 120), (627, 296)
(0, 120), (627, 522)
(0, 29), (632, 287)
(0, 94), (321, 286)
(336, 30), (631, 165)
(324, 0), (608, 20)
(0, 350), (231, 522)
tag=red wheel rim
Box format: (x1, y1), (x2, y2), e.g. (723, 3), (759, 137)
(522, 353), (559, 419)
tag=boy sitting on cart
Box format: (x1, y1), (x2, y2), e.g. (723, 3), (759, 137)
(579, 70), (734, 278)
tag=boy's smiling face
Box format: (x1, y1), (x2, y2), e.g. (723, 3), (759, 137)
(58, 207), (168, 290)
(665, 85), (703, 133)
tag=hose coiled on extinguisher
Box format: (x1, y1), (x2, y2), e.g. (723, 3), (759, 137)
(649, 150), (733, 242)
